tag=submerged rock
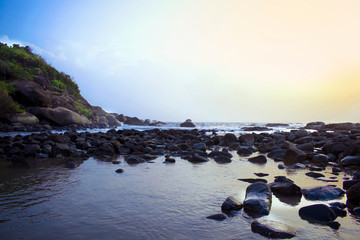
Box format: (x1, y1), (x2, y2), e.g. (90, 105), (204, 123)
(238, 178), (267, 184)
(305, 172), (325, 179)
(299, 204), (337, 223)
(243, 182), (272, 216)
(188, 155), (209, 163)
(302, 186), (345, 201)
(206, 213), (227, 221)
(221, 196), (243, 213)
(251, 219), (296, 239)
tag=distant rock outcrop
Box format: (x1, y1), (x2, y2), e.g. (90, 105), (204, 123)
(180, 119), (195, 127)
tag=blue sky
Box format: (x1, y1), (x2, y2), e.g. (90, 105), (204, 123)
(1, 0), (360, 122)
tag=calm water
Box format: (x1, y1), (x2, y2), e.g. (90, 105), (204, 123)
(1, 151), (360, 239)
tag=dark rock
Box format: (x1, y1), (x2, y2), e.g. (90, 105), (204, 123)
(254, 173), (269, 177)
(305, 172), (325, 178)
(206, 213), (227, 221)
(112, 160), (121, 164)
(251, 219), (296, 239)
(302, 186), (345, 201)
(208, 150), (232, 158)
(312, 154), (329, 164)
(238, 178), (267, 183)
(221, 196), (243, 212)
(242, 126), (270, 131)
(188, 155), (209, 163)
(214, 155), (232, 164)
(330, 206), (347, 217)
(278, 164), (285, 169)
(343, 180), (360, 190)
(268, 181), (302, 196)
(283, 144), (307, 164)
(28, 106), (90, 125)
(248, 155), (267, 164)
(299, 204), (337, 223)
(163, 158), (175, 163)
(219, 133), (237, 146)
(297, 142), (314, 153)
(12, 79), (52, 107)
(22, 144), (41, 157)
(294, 129), (309, 138)
(192, 142), (207, 151)
(268, 149), (286, 159)
(52, 143), (72, 157)
(329, 202), (346, 209)
(346, 182), (360, 205)
(239, 134), (254, 146)
(180, 119), (195, 128)
(353, 170), (360, 181)
(340, 156), (360, 166)
(326, 221), (341, 230)
(67, 161), (76, 169)
(309, 166), (325, 171)
(236, 147), (253, 156)
(244, 182), (272, 216)
(305, 121), (325, 129)
(124, 116), (144, 126)
(115, 168), (124, 173)
(292, 163), (306, 169)
(266, 123), (289, 127)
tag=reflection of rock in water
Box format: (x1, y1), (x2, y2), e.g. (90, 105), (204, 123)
(272, 191), (301, 206)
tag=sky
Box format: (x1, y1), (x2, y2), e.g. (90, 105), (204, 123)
(0, 0), (360, 123)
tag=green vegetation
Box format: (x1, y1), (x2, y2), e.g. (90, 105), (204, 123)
(0, 81), (24, 117)
(0, 42), (81, 98)
(75, 100), (92, 117)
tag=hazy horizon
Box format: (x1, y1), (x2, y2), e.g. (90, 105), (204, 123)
(1, 0), (359, 123)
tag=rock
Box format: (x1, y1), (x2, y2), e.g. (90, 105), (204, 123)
(248, 155), (267, 164)
(340, 156), (360, 166)
(302, 186), (345, 201)
(254, 173), (269, 177)
(188, 155), (209, 163)
(268, 149), (286, 159)
(266, 123), (290, 127)
(12, 79), (52, 107)
(116, 114), (127, 122)
(28, 107), (90, 125)
(206, 213), (227, 221)
(243, 182), (272, 216)
(343, 180), (360, 190)
(124, 116), (144, 126)
(221, 196), (243, 212)
(309, 166), (325, 171)
(268, 180), (302, 196)
(238, 178), (268, 183)
(251, 219), (296, 239)
(326, 221), (341, 230)
(180, 119), (195, 128)
(112, 160), (121, 164)
(325, 122), (356, 130)
(353, 170), (360, 181)
(164, 158), (175, 163)
(299, 204), (337, 223)
(239, 134), (254, 146)
(283, 144), (307, 164)
(312, 154), (329, 164)
(330, 206), (347, 217)
(305, 121), (326, 129)
(33, 76), (50, 89)
(208, 150), (232, 158)
(305, 172), (325, 178)
(297, 142), (314, 153)
(22, 144), (41, 157)
(329, 202), (346, 209)
(192, 142), (207, 151)
(115, 168), (124, 173)
(104, 114), (122, 127)
(346, 182), (360, 205)
(6, 112), (39, 125)
(292, 163), (306, 169)
(214, 155), (232, 164)
(219, 133), (237, 146)
(52, 142), (72, 157)
(236, 147), (253, 156)
(67, 161), (76, 169)
(242, 126), (270, 131)
(278, 164), (285, 169)
(295, 129), (309, 138)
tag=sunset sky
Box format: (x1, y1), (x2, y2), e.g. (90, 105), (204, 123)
(1, 0), (359, 123)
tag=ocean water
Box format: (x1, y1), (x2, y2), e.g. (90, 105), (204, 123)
(1, 151), (360, 239)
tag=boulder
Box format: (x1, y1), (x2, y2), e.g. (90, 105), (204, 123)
(12, 79), (52, 107)
(268, 177), (302, 196)
(283, 143), (307, 164)
(340, 156), (360, 166)
(312, 154), (329, 164)
(243, 182), (272, 216)
(192, 142), (207, 151)
(302, 186), (345, 201)
(33, 76), (50, 89)
(125, 116), (144, 126)
(180, 119), (195, 128)
(28, 107), (90, 126)
(188, 154), (209, 163)
(299, 204), (337, 223)
(304, 121), (326, 129)
(346, 182), (360, 205)
(251, 219), (296, 239)
(104, 113), (122, 127)
(116, 114), (127, 122)
(219, 133), (238, 146)
(221, 196), (243, 212)
(214, 155), (232, 164)
(248, 155), (267, 164)
(239, 134), (255, 146)
(236, 147), (253, 156)
(6, 112), (39, 125)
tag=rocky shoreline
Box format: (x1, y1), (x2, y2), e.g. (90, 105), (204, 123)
(1, 121), (360, 238)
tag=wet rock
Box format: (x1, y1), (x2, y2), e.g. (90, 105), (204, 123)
(22, 144), (41, 157)
(312, 154), (329, 164)
(305, 172), (325, 178)
(243, 182), (272, 216)
(305, 121), (326, 129)
(239, 134), (254, 146)
(346, 182), (360, 205)
(115, 168), (124, 173)
(326, 221), (341, 230)
(238, 178), (268, 183)
(221, 196), (243, 212)
(340, 156), (360, 166)
(67, 161), (76, 169)
(180, 119), (195, 127)
(268, 178), (302, 196)
(297, 143), (314, 153)
(251, 219), (296, 239)
(268, 149), (286, 159)
(330, 206), (347, 217)
(236, 147), (253, 156)
(343, 180), (360, 190)
(283, 144), (307, 164)
(248, 155), (267, 164)
(295, 129), (309, 138)
(192, 142), (207, 151)
(299, 204), (337, 223)
(188, 154), (209, 163)
(292, 163), (306, 169)
(208, 150), (232, 158)
(52, 143), (72, 157)
(206, 213), (227, 221)
(302, 186), (345, 201)
(329, 202), (346, 209)
(112, 160), (121, 164)
(254, 173), (269, 177)
(278, 164), (285, 169)
(219, 133), (238, 146)
(309, 166), (325, 171)
(214, 155), (232, 164)
(353, 170), (360, 181)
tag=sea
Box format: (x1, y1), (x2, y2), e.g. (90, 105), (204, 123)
(0, 122), (359, 239)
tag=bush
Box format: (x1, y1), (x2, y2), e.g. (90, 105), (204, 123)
(75, 100), (92, 117)
(0, 82), (23, 118)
